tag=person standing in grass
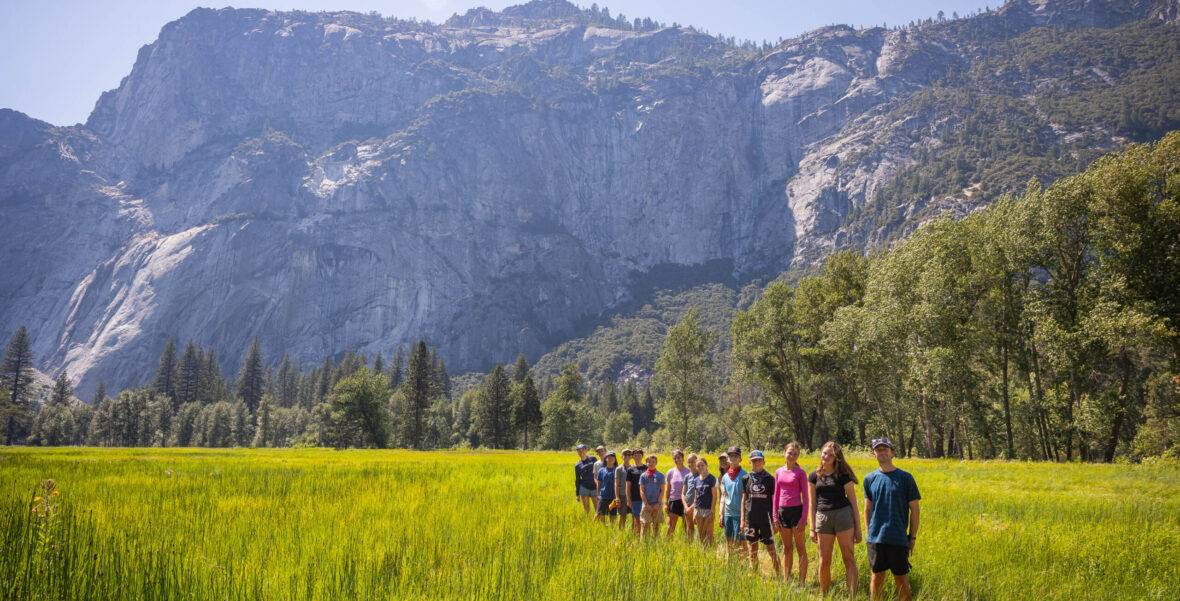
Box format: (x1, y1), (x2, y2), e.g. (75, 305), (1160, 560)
(719, 446), (747, 557)
(863, 438), (921, 601)
(809, 441), (861, 597)
(692, 457), (718, 545)
(593, 445), (607, 489)
(665, 449), (692, 537)
(741, 450), (781, 579)
(615, 449), (632, 531)
(575, 444), (598, 515)
(626, 447), (646, 536)
(595, 451), (619, 525)
(638, 454), (666, 538)
(683, 453), (700, 539)
(774, 442), (810, 585)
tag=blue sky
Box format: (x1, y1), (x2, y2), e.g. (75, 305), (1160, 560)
(1, 0), (994, 126)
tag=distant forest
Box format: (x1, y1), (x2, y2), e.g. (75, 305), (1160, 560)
(3, 134), (1178, 462)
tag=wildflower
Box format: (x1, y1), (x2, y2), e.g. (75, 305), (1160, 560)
(51, 491), (60, 497)
(33, 497), (43, 503)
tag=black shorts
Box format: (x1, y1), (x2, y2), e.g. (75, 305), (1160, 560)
(745, 515), (774, 545)
(667, 499), (685, 516)
(596, 498), (617, 517)
(777, 505), (803, 529)
(867, 542), (911, 576)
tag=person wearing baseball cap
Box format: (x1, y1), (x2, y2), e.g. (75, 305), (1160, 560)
(741, 450), (781, 579)
(574, 444), (598, 515)
(863, 438), (921, 601)
(614, 449), (633, 532)
(719, 446), (747, 557)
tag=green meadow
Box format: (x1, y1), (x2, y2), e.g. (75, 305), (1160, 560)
(1, 448), (1177, 600)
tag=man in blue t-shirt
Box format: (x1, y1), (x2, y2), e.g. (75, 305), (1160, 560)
(863, 438), (921, 601)
(719, 446), (747, 557)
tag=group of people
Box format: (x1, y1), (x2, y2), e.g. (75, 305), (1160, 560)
(574, 439), (921, 600)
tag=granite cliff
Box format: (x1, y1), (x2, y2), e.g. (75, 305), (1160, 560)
(1, 0), (1178, 396)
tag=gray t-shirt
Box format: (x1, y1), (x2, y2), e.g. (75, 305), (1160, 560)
(615, 465), (629, 500)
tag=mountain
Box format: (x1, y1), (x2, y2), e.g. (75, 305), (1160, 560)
(1, 0), (1178, 397)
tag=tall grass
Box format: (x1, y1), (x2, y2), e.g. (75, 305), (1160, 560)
(1, 448), (1176, 600)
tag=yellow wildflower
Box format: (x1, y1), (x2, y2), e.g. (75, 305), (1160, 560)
(33, 496), (43, 503)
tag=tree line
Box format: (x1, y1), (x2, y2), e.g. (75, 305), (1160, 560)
(2, 134), (1178, 460)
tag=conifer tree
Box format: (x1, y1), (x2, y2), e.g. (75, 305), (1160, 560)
(513, 374), (542, 449)
(401, 340), (433, 449)
(50, 371), (73, 406)
(153, 337), (179, 404)
(476, 364), (512, 448)
(512, 352), (530, 383)
(177, 342), (201, 408)
(2, 326), (35, 445)
(92, 381), (107, 405)
(237, 339), (264, 413)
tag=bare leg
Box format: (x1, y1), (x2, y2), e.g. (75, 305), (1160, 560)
(818, 533), (836, 596)
(748, 540), (759, 572)
(895, 574), (912, 601)
(765, 542), (781, 580)
(793, 524), (809, 585)
(777, 526), (794, 581)
(580, 496), (592, 514)
(686, 508), (695, 538)
(835, 528), (858, 597)
(871, 571), (887, 601)
(666, 512), (680, 537)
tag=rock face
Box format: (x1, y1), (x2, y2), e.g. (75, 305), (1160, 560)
(0, 0), (1176, 396)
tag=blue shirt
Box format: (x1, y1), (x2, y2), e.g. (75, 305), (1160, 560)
(694, 474), (717, 510)
(863, 468), (921, 547)
(721, 468), (747, 517)
(684, 472), (699, 506)
(597, 467), (616, 500)
(638, 470), (665, 504)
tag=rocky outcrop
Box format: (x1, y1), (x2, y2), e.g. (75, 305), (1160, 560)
(0, 0), (1175, 396)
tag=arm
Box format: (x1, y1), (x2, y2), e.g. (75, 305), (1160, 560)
(639, 476), (649, 505)
(739, 478), (747, 529)
(767, 475), (777, 531)
(863, 498), (873, 541)
(908, 500), (920, 552)
(808, 481), (818, 543)
(799, 471), (810, 528)
(845, 481), (861, 543)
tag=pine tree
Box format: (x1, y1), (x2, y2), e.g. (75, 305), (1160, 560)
(512, 352), (530, 383)
(2, 326), (35, 445)
(372, 352), (384, 376)
(621, 380), (640, 435)
(277, 354), (299, 408)
(401, 340), (434, 449)
(50, 371), (73, 406)
(389, 346), (405, 388)
(540, 364), (583, 449)
(513, 374), (542, 449)
(237, 339), (264, 413)
(640, 386), (657, 432)
(177, 342), (201, 408)
(317, 358), (333, 404)
(476, 364), (512, 449)
(92, 381), (107, 405)
(153, 337), (179, 404)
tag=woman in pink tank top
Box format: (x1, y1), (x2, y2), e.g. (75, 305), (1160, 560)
(774, 441), (810, 585)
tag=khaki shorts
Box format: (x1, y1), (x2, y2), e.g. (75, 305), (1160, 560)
(815, 506), (855, 535)
(640, 504), (665, 525)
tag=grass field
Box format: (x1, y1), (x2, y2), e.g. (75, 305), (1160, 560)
(1, 448), (1178, 601)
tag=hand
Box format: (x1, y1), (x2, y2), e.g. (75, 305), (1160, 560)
(853, 529), (862, 544)
(909, 538), (917, 554)
(810, 529), (818, 544)
(740, 521), (747, 533)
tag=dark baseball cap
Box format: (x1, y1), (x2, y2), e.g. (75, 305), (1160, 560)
(576, 444), (587, 450)
(726, 446), (742, 456)
(871, 438), (894, 450)
(605, 451), (616, 459)
(749, 450), (765, 460)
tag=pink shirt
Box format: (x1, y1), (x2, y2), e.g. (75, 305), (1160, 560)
(773, 465), (809, 525)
